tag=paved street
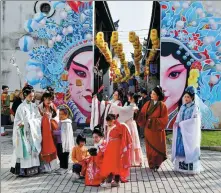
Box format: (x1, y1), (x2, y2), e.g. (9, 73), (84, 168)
(1, 132), (221, 193)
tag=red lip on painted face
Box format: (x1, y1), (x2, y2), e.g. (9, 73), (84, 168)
(84, 95), (92, 103)
(163, 96), (168, 102)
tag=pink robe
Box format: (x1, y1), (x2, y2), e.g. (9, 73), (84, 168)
(111, 103), (143, 166)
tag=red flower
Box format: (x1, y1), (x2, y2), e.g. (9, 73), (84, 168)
(161, 4), (168, 9)
(201, 49), (210, 59)
(190, 61), (202, 71)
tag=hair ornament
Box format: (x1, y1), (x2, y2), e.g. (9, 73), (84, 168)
(185, 86), (196, 95)
(187, 61), (192, 66)
(185, 52), (190, 57)
(176, 50), (181, 55)
(183, 55), (187, 60)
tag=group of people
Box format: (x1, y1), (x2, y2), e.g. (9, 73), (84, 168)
(87, 84), (202, 187)
(10, 84), (74, 176)
(8, 83), (202, 188)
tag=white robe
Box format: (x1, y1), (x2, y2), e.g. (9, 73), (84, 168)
(172, 104), (202, 174)
(111, 103), (144, 166)
(11, 100), (42, 169)
(60, 119), (75, 153)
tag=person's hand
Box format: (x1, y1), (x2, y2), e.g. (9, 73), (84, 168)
(18, 123), (24, 128)
(44, 112), (50, 118)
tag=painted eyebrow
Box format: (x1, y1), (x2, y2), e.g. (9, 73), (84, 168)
(72, 60), (88, 70)
(168, 64), (183, 71)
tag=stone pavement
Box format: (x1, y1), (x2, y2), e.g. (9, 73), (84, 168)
(1, 132), (221, 193)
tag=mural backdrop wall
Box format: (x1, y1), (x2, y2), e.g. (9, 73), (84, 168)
(18, 1), (93, 125)
(160, 1), (221, 129)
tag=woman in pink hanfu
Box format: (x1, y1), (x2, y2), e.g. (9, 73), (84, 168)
(111, 93), (143, 167)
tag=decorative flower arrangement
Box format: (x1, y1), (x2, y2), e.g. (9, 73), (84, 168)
(188, 69), (200, 88)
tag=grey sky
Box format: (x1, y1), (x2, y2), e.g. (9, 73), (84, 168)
(108, 1), (153, 62)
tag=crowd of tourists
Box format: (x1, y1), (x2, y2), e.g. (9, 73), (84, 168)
(1, 83), (202, 188)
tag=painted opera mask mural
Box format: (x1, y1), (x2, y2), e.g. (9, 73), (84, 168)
(19, 1), (93, 125)
(160, 1), (221, 129)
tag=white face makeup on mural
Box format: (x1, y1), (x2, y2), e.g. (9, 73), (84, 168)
(68, 50), (93, 117)
(160, 54), (187, 113)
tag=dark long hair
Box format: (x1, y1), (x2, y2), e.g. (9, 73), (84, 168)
(161, 42), (193, 109)
(40, 89), (56, 118)
(112, 89), (123, 103)
(76, 134), (86, 145)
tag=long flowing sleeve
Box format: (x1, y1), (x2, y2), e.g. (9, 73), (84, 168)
(150, 103), (168, 131)
(137, 101), (150, 128)
(12, 105), (23, 148)
(111, 104), (134, 122)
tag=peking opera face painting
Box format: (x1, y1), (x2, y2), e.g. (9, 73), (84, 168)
(19, 1), (94, 125)
(160, 1), (221, 129)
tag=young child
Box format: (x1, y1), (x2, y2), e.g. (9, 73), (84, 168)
(72, 134), (90, 179)
(53, 105), (75, 175)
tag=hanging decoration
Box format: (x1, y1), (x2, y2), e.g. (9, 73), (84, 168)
(129, 31), (142, 77)
(145, 29), (160, 76)
(110, 31), (130, 83)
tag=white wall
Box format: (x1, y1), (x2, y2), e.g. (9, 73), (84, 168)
(1, 1), (36, 91)
(1, 1), (61, 92)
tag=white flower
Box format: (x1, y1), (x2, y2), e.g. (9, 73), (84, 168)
(173, 1), (180, 8)
(178, 32), (186, 40)
(176, 20), (184, 30)
(188, 40), (196, 49)
(191, 21), (197, 26)
(203, 37), (211, 45)
(210, 75), (219, 85)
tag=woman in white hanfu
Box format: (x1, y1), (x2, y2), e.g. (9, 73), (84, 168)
(91, 90), (123, 137)
(10, 85), (42, 176)
(172, 86), (203, 175)
(111, 93), (143, 167)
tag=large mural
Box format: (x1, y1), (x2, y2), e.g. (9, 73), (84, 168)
(160, 1), (221, 129)
(18, 1), (93, 125)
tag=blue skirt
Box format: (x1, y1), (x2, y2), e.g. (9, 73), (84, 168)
(176, 127), (185, 157)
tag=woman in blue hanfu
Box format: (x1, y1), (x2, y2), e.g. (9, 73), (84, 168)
(172, 86), (204, 175)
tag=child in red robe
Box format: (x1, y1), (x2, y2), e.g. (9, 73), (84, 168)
(100, 114), (132, 188)
(82, 125), (106, 186)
